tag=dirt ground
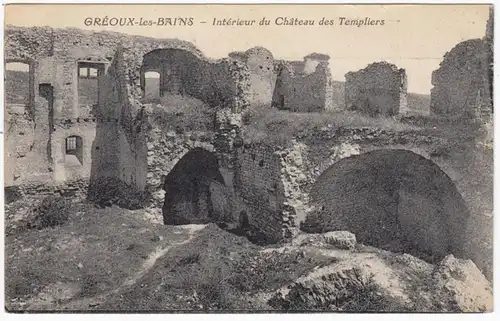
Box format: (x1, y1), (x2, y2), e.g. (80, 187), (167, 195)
(4, 197), (493, 313)
(4, 200), (204, 311)
(4, 199), (334, 312)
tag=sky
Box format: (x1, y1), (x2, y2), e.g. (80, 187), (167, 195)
(4, 4), (491, 94)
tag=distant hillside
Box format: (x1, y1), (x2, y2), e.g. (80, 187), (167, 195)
(330, 80), (345, 110)
(144, 77), (160, 100)
(407, 93), (431, 115)
(5, 70), (29, 104)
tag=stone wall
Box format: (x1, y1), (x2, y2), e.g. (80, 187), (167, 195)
(272, 54), (333, 112)
(285, 126), (492, 280)
(4, 25), (251, 208)
(430, 7), (493, 120)
(139, 48), (245, 109)
(345, 62), (408, 116)
(233, 143), (287, 243)
(5, 180), (90, 204)
(4, 110), (50, 185)
(4, 26), (121, 187)
(51, 119), (97, 182)
(430, 38), (492, 120)
(121, 40), (251, 119)
(228, 47), (276, 107)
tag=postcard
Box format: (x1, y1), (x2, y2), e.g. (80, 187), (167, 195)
(3, 3), (494, 313)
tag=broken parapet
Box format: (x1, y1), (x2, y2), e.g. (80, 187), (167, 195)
(228, 46), (276, 107)
(272, 53), (333, 112)
(345, 61), (408, 116)
(431, 8), (493, 121)
(430, 39), (492, 120)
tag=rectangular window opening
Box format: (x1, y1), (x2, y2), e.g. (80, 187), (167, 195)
(66, 137), (77, 154)
(78, 62), (104, 108)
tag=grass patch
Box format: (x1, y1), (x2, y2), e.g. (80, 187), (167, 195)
(240, 104), (486, 147)
(103, 224), (336, 311)
(241, 105), (419, 146)
(146, 94), (215, 133)
(5, 201), (190, 309)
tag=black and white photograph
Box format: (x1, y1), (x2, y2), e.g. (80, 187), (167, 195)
(1, 2), (495, 313)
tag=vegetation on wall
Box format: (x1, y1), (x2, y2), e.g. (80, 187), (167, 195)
(240, 104), (418, 146)
(147, 94), (216, 133)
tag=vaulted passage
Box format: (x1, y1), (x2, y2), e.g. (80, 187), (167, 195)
(162, 148), (226, 225)
(302, 149), (470, 262)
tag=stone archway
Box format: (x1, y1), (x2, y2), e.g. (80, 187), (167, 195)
(303, 149), (470, 263)
(162, 147), (226, 225)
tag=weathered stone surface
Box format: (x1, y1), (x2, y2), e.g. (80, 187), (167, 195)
(430, 255), (493, 312)
(268, 249), (493, 312)
(430, 38), (492, 120)
(324, 231), (357, 250)
(269, 263), (372, 310)
(429, 8), (492, 121)
(3, 24), (492, 286)
(345, 62), (408, 116)
(273, 54), (333, 112)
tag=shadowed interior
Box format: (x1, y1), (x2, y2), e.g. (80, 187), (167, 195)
(302, 149), (471, 263)
(162, 148), (226, 225)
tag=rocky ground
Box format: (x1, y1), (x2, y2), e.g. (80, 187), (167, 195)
(4, 196), (493, 312)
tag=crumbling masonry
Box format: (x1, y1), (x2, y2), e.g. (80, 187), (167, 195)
(4, 25), (493, 279)
(345, 62), (408, 116)
(430, 7), (493, 120)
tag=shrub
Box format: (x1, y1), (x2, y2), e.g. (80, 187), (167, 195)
(241, 106), (418, 146)
(148, 94), (215, 133)
(4, 187), (23, 204)
(31, 195), (73, 229)
(335, 277), (409, 312)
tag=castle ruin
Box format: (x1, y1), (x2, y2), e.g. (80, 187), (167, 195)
(3, 24), (493, 280)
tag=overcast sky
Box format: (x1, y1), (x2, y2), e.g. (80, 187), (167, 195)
(5, 4), (491, 94)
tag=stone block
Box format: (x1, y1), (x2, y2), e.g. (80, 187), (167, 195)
(324, 231), (357, 250)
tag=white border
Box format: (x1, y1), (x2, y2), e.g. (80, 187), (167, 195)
(0, 1), (497, 321)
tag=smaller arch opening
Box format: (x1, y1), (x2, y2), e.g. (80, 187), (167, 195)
(162, 148), (226, 225)
(65, 136), (83, 166)
(239, 211), (250, 230)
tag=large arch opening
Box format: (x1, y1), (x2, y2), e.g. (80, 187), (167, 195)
(302, 149), (470, 263)
(140, 49), (216, 132)
(162, 148), (226, 225)
(140, 48), (204, 100)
